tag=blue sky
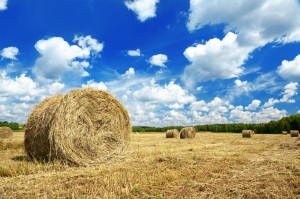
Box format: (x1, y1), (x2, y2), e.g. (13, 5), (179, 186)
(1, 0), (300, 126)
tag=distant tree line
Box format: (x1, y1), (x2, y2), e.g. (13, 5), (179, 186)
(132, 114), (300, 134)
(2, 113), (299, 133)
(0, 121), (24, 130)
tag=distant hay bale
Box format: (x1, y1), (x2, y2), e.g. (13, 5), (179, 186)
(166, 129), (179, 138)
(180, 127), (196, 139)
(242, 130), (253, 138)
(0, 127), (13, 139)
(290, 130), (299, 137)
(25, 88), (131, 166)
(282, 131), (288, 135)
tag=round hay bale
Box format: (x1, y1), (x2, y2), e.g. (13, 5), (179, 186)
(290, 130), (299, 137)
(166, 129), (179, 138)
(0, 126), (13, 139)
(242, 130), (253, 138)
(25, 88), (131, 165)
(180, 127), (196, 139)
(282, 131), (288, 135)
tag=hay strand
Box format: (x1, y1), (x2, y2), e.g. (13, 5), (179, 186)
(180, 127), (196, 139)
(242, 130), (253, 138)
(166, 129), (179, 138)
(0, 127), (13, 139)
(25, 88), (131, 165)
(290, 130), (299, 137)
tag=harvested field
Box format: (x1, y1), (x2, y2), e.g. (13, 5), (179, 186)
(0, 132), (299, 198)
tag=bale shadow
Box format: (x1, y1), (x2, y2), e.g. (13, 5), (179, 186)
(11, 155), (31, 162)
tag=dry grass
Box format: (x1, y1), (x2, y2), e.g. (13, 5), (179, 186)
(0, 131), (299, 199)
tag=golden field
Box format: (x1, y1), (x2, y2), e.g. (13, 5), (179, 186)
(0, 132), (299, 199)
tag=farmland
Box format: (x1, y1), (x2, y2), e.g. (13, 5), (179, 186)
(0, 132), (299, 198)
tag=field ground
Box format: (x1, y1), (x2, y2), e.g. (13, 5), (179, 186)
(0, 132), (299, 199)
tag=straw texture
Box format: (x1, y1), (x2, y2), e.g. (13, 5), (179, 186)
(25, 88), (131, 165)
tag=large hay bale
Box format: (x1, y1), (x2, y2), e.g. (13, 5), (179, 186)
(242, 130), (253, 138)
(25, 88), (131, 165)
(180, 127), (196, 139)
(291, 130), (299, 137)
(0, 127), (13, 139)
(166, 129), (179, 138)
(282, 131), (288, 135)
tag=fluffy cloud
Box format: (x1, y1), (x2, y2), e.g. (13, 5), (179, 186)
(0, 72), (40, 97)
(125, 0), (159, 22)
(190, 97), (232, 124)
(33, 35), (103, 81)
(1, 47), (19, 60)
(127, 49), (141, 57)
(187, 0), (300, 46)
(245, 100), (261, 111)
(182, 32), (250, 88)
(277, 54), (300, 81)
(164, 110), (191, 126)
(230, 105), (287, 123)
(168, 103), (184, 109)
(148, 54), (168, 67)
(230, 106), (253, 123)
(0, 72), (65, 123)
(281, 82), (298, 103)
(122, 67), (135, 79)
(0, 0), (7, 10)
(0, 72), (65, 98)
(81, 80), (107, 90)
(73, 35), (103, 56)
(263, 82), (298, 107)
(235, 79), (248, 87)
(133, 79), (195, 104)
(227, 73), (279, 100)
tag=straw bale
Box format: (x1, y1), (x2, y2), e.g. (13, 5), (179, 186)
(290, 130), (299, 137)
(180, 127), (196, 139)
(25, 88), (131, 165)
(166, 129), (179, 138)
(0, 126), (13, 139)
(242, 130), (253, 138)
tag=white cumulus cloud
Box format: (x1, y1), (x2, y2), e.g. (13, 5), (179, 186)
(0, 72), (40, 97)
(133, 79), (195, 104)
(187, 0), (300, 46)
(1, 47), (19, 60)
(33, 36), (103, 81)
(0, 0), (7, 10)
(245, 100), (261, 111)
(81, 80), (107, 90)
(0, 72), (65, 123)
(122, 67), (135, 79)
(277, 54), (300, 81)
(182, 32), (250, 88)
(127, 49), (141, 57)
(281, 82), (298, 103)
(148, 54), (168, 67)
(263, 82), (298, 107)
(73, 35), (103, 56)
(125, 0), (159, 22)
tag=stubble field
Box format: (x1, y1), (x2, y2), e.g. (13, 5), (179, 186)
(0, 132), (299, 199)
